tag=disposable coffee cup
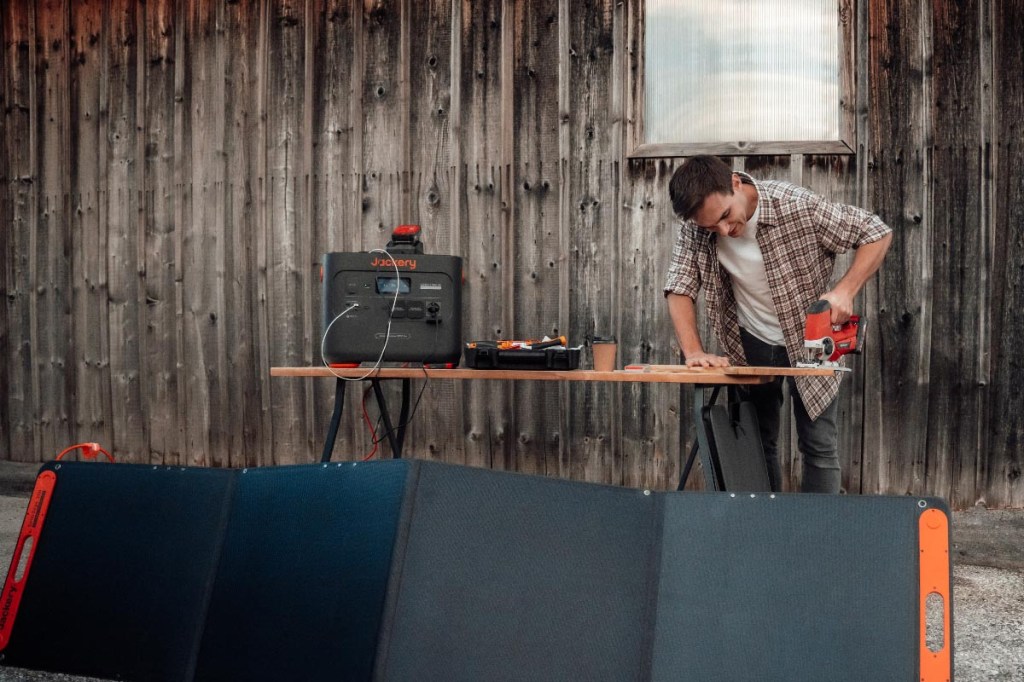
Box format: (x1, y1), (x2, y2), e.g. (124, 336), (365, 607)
(592, 335), (617, 372)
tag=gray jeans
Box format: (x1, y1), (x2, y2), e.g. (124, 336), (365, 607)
(738, 328), (841, 494)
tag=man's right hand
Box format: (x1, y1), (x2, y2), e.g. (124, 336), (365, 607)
(684, 353), (731, 368)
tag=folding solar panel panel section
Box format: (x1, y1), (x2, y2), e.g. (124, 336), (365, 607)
(702, 403), (772, 492)
(0, 462), (235, 681)
(374, 462), (661, 682)
(0, 460), (951, 682)
(650, 494), (948, 681)
(194, 460), (411, 682)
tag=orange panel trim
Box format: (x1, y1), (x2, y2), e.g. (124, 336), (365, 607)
(0, 470), (57, 651)
(919, 507), (951, 682)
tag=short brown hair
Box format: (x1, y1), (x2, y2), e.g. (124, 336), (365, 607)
(668, 155), (734, 221)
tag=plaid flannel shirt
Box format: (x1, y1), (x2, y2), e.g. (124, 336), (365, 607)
(664, 173), (892, 420)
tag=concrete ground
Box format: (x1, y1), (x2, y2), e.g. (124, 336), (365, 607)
(0, 462), (1019, 681)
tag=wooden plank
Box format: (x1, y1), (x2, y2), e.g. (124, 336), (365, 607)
(140, 0), (181, 465)
(347, 0), (364, 251)
(0, 1), (8, 457)
(24, 0), (41, 463)
(926, 0), (985, 507)
(104, 0), (147, 462)
(132, 0), (148, 461)
(208, 0), (235, 469)
(398, 0), (411, 219)
(408, 0), (453, 245)
(300, 0), (317, 465)
(974, 0), (995, 505)
(361, 0), (403, 179)
(169, 0), (192, 467)
(864, 0), (931, 496)
(509, 0), (560, 477)
(623, 0), (643, 156)
(218, 0), (266, 467)
(3, 0), (37, 462)
(838, 0), (857, 148)
(310, 0), (356, 251)
(179, 0), (217, 466)
(251, 0), (273, 465)
(457, 0), (509, 471)
(309, 0), (357, 462)
(68, 0), (112, 459)
(263, 0), (309, 465)
(34, 0), (73, 458)
(987, 0), (1024, 508)
(200, 0), (244, 469)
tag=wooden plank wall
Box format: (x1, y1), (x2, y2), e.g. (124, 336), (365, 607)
(1, 0), (1022, 507)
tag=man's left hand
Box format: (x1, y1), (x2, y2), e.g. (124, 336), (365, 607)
(819, 289), (854, 324)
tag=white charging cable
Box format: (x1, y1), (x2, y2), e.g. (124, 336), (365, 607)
(320, 248), (402, 381)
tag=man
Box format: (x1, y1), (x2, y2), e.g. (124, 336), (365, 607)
(664, 155), (892, 493)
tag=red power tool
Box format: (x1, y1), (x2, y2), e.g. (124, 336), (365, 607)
(795, 299), (865, 371)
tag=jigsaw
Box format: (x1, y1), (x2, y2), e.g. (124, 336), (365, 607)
(795, 299), (864, 372)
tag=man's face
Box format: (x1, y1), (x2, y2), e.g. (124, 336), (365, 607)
(691, 174), (750, 238)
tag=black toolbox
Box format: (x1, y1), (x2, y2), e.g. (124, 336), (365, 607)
(463, 342), (581, 370)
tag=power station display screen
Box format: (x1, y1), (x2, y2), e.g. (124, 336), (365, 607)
(376, 276), (411, 294)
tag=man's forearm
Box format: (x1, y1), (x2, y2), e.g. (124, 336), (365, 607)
(821, 232), (892, 323)
(834, 232), (893, 298)
(666, 294), (705, 358)
(667, 294), (730, 367)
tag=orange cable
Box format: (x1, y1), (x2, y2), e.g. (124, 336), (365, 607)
(55, 442), (115, 463)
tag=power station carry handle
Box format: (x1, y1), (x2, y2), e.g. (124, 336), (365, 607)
(393, 224), (421, 238)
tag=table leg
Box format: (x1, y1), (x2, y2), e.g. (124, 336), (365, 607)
(396, 379), (411, 454)
(677, 441), (699, 491)
(371, 379), (403, 458)
(691, 385), (723, 491)
(321, 378), (347, 463)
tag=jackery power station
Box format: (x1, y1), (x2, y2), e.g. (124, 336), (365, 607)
(321, 225), (463, 366)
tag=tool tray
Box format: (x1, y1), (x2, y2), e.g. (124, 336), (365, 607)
(463, 343), (581, 370)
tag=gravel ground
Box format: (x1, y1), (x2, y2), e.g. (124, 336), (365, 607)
(0, 481), (1019, 681)
(952, 564), (1024, 681)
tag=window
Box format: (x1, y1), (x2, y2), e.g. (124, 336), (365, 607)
(631, 0), (855, 157)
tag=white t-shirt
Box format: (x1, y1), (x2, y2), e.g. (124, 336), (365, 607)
(714, 200), (786, 346)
